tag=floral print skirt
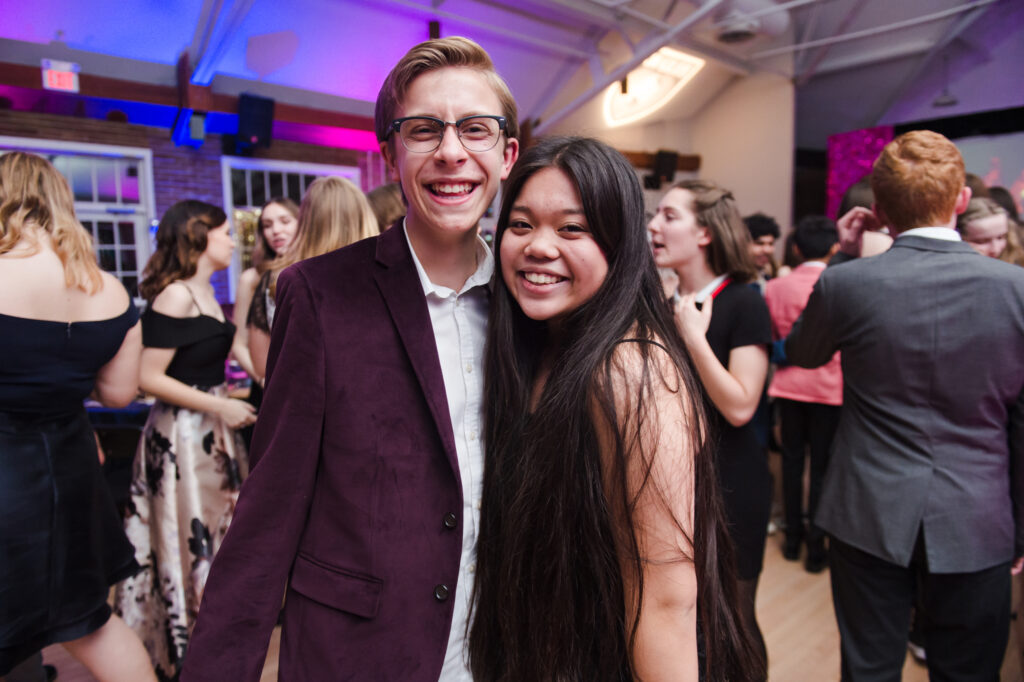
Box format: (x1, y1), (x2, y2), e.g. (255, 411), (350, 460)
(114, 386), (247, 681)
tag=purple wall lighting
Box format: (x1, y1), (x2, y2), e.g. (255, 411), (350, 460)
(826, 126), (894, 220)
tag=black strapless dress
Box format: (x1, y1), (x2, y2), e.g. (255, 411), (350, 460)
(0, 305), (140, 675)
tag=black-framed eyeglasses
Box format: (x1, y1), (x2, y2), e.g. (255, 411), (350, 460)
(387, 115), (507, 153)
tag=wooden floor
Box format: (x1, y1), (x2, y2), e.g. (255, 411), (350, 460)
(34, 532), (1024, 681)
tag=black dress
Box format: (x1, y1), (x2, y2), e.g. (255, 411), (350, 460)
(0, 304), (140, 675)
(704, 281), (773, 580)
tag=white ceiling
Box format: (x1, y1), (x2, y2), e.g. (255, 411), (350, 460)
(1, 0), (1021, 149)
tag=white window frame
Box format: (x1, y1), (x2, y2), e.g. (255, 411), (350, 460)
(0, 136), (157, 301)
(220, 156), (361, 301)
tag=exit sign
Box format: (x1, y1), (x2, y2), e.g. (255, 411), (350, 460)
(41, 59), (80, 93)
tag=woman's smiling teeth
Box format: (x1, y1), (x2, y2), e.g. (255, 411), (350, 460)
(524, 272), (565, 285)
(430, 182), (474, 196)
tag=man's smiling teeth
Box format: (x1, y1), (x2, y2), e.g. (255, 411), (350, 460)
(431, 182), (473, 195)
(524, 272), (565, 285)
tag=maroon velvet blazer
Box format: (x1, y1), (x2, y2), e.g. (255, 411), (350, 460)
(181, 225), (465, 681)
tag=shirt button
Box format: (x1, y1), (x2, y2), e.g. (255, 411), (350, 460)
(465, 363), (473, 373)
(434, 584), (450, 601)
(443, 512), (458, 529)
(468, 563), (476, 574)
(469, 430), (477, 441)
(475, 498), (482, 510)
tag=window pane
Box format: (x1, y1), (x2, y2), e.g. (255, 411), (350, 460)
(120, 249), (137, 271)
(303, 175), (317, 193)
(118, 222), (135, 245)
(98, 248), (116, 271)
(96, 160), (117, 202)
(251, 170), (266, 207)
(68, 157), (93, 201)
(121, 162), (140, 204)
(122, 275), (138, 298)
(232, 168), (247, 207)
(80, 220), (96, 240)
(287, 173), (302, 203)
(269, 171), (284, 199)
(97, 221), (115, 245)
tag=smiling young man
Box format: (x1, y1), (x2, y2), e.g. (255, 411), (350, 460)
(180, 37), (518, 681)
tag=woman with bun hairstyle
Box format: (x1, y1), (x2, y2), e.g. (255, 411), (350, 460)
(648, 179), (773, 666)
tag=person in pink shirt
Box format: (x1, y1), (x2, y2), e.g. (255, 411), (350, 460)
(765, 215), (842, 573)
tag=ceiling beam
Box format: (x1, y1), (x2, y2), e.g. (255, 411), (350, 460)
(379, 0), (596, 59)
(0, 61), (375, 131)
(534, 0), (727, 135)
(188, 0), (225, 66)
(756, 0), (999, 60)
(567, 0), (755, 75)
(813, 39), (935, 76)
(794, 0), (823, 73)
(191, 0), (256, 86)
(868, 2), (996, 126)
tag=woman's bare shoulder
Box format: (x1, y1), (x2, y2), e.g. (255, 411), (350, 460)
(150, 281), (195, 318)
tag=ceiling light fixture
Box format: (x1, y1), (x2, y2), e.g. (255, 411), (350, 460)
(932, 55), (958, 108)
(603, 47), (705, 127)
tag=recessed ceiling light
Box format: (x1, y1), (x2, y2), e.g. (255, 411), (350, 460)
(603, 47), (705, 127)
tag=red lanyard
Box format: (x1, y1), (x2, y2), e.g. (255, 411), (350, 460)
(709, 277), (731, 300)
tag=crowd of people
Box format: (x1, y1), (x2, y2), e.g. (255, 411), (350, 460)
(1, 34), (1023, 682)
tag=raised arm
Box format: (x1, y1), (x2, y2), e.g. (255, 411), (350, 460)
(673, 293), (768, 427)
(599, 344), (699, 681)
(140, 284), (256, 429)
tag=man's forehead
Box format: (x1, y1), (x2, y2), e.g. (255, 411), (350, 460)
(395, 67), (501, 116)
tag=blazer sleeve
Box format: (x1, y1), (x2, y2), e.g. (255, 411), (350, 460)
(181, 265), (326, 682)
(1010, 383), (1024, 558)
(784, 272), (838, 369)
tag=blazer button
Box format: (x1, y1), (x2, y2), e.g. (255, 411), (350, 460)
(434, 584), (450, 601)
(443, 512), (458, 529)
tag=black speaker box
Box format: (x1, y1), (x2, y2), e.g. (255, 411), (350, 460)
(237, 93), (275, 148)
(653, 150), (678, 182)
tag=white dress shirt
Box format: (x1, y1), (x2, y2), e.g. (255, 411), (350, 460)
(404, 223), (489, 681)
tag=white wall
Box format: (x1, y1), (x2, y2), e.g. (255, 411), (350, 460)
(550, 69), (795, 227)
(692, 71), (795, 227)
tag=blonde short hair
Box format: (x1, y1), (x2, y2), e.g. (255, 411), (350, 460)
(871, 130), (965, 231)
(0, 151), (103, 293)
(374, 36), (519, 148)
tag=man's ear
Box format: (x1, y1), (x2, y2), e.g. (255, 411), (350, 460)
(380, 141), (400, 183)
(500, 138), (520, 180)
(953, 185), (972, 215)
(872, 203), (893, 231)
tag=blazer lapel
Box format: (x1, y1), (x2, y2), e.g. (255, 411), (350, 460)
(373, 226), (460, 476)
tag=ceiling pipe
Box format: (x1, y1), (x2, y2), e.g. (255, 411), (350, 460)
(753, 0), (1000, 59)
(534, 0), (727, 135)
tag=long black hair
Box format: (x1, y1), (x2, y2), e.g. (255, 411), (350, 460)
(469, 136), (765, 681)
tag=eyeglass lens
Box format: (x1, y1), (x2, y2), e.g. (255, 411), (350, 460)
(399, 117), (501, 152)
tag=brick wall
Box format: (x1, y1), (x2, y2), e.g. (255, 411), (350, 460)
(0, 109), (386, 301)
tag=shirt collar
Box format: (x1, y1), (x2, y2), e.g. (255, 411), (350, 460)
(897, 226), (962, 242)
(694, 273), (729, 304)
(402, 218), (494, 297)
(799, 260), (828, 270)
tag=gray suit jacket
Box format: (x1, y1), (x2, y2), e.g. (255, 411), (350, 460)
(786, 235), (1024, 573)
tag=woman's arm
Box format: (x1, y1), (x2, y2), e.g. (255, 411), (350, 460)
(674, 293), (768, 426)
(230, 268), (260, 381)
(248, 326), (271, 382)
(93, 320), (142, 407)
(599, 345), (699, 681)
(143, 285), (256, 429)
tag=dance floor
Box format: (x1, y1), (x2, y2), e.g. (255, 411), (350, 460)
(39, 531), (1024, 681)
